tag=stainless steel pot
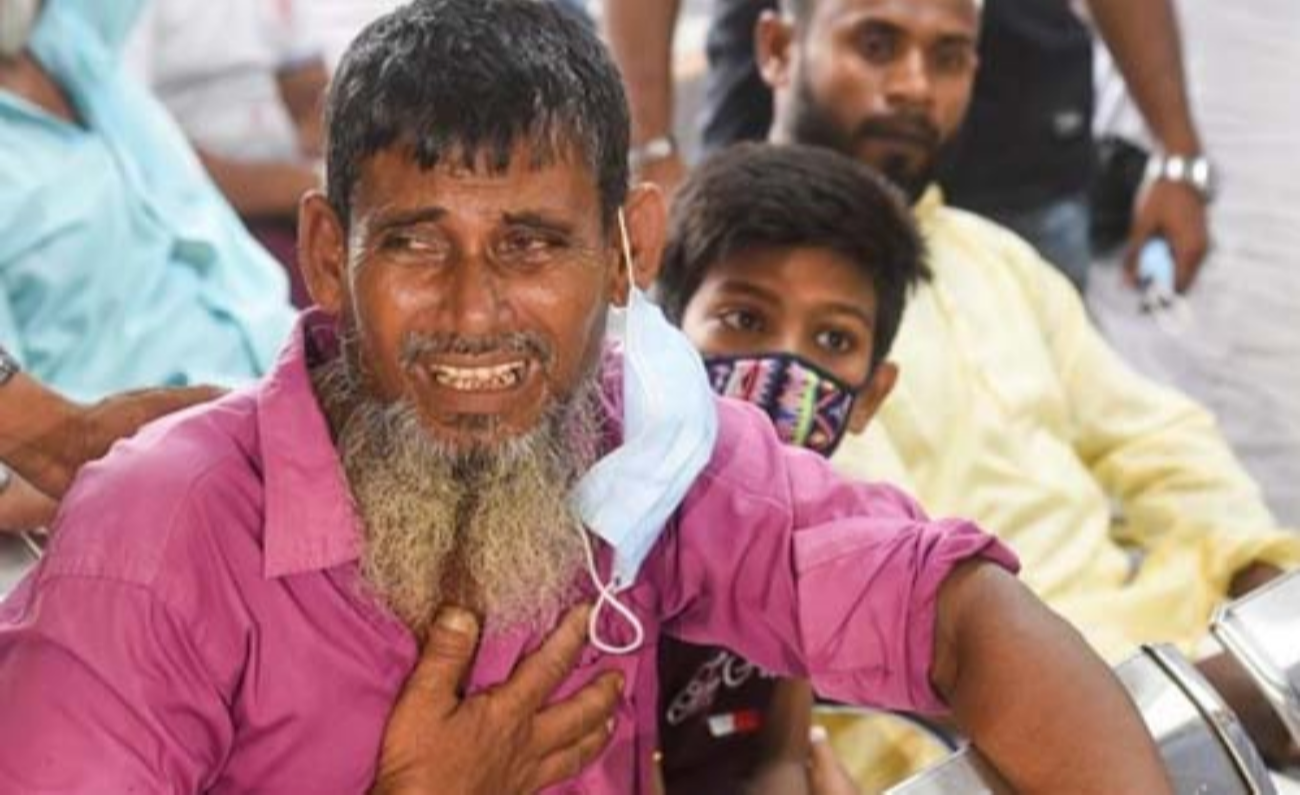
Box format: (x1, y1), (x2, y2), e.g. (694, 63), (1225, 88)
(1212, 569), (1300, 747)
(886, 644), (1275, 794)
(0, 532), (42, 599)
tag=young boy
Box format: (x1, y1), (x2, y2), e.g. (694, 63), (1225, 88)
(653, 143), (928, 794)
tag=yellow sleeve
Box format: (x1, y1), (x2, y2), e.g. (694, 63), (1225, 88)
(1021, 254), (1300, 592)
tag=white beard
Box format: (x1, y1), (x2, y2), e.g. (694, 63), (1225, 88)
(312, 353), (604, 638)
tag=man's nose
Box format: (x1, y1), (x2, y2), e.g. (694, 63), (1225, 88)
(885, 48), (935, 110)
(443, 258), (509, 335)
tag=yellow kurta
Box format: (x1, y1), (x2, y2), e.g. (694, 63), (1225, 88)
(834, 188), (1300, 662)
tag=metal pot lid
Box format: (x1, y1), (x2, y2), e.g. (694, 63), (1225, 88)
(0, 531), (43, 600)
(1131, 644), (1276, 795)
(888, 644), (1274, 795)
(1212, 570), (1300, 747)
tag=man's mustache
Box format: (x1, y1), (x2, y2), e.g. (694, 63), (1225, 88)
(400, 331), (554, 369)
(854, 116), (941, 149)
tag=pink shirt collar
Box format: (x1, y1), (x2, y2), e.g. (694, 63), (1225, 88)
(258, 311), (364, 579)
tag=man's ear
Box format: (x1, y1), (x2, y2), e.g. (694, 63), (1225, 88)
(297, 191), (348, 315)
(848, 361), (898, 433)
(613, 181), (668, 300)
(756, 10), (796, 91)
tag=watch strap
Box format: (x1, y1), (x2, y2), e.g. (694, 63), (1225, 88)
(1145, 153), (1217, 203)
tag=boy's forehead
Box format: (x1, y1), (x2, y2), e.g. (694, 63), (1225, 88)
(704, 245), (879, 320)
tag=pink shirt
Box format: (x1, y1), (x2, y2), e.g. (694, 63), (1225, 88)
(0, 313), (1016, 794)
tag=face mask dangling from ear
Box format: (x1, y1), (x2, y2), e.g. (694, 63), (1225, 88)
(569, 207), (720, 655)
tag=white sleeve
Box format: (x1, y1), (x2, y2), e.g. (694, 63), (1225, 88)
(268, 0), (325, 71)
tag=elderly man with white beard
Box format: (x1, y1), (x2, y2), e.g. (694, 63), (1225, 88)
(0, 1), (1172, 793)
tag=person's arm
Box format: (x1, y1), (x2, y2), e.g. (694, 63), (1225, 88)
(0, 370), (220, 498)
(1024, 246), (1300, 587)
(0, 371), (79, 494)
(807, 724), (863, 795)
(0, 574), (236, 791)
(743, 680), (814, 795)
(1086, 0), (1209, 292)
(656, 402), (1167, 792)
(1012, 245), (1300, 766)
(931, 561), (1172, 793)
(602, 0), (688, 194)
(197, 55), (325, 221)
(196, 148), (320, 221)
(0, 467), (56, 531)
(277, 58), (328, 160)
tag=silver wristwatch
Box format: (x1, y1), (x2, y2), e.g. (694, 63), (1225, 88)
(0, 345), (19, 388)
(1145, 153), (1218, 203)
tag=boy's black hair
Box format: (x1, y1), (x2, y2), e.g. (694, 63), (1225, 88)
(324, 0), (630, 231)
(659, 143), (927, 368)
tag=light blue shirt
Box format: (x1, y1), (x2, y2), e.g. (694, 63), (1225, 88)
(0, 0), (296, 400)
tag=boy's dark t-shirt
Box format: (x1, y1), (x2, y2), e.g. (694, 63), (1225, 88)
(657, 637), (779, 793)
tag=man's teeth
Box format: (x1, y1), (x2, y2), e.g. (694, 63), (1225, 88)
(430, 361), (526, 391)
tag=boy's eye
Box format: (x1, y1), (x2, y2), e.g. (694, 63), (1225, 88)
(719, 308), (764, 333)
(815, 328), (857, 354)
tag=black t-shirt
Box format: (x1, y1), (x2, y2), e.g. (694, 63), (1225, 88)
(699, 0), (1095, 211)
(700, 0), (775, 151)
(939, 0), (1095, 211)
(657, 638), (779, 794)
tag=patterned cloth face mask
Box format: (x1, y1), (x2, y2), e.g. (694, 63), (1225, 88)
(704, 353), (861, 458)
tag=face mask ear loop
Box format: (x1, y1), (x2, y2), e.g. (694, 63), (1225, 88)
(574, 520), (646, 655)
(617, 208), (637, 305)
(570, 206), (649, 655)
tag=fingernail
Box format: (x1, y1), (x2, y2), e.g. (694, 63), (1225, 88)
(810, 725), (829, 744)
(435, 607), (477, 634)
(606, 717), (617, 735)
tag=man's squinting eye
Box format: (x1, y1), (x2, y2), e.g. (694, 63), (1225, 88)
(500, 228), (566, 261)
(718, 307), (765, 333)
(379, 229), (447, 257)
(815, 327), (858, 354)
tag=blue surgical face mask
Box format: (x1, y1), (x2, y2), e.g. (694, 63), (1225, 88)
(570, 209), (719, 654)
